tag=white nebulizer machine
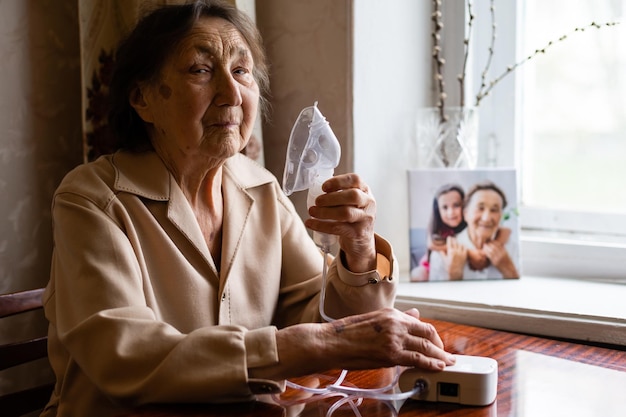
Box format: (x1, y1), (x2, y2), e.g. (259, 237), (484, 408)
(282, 101), (341, 252)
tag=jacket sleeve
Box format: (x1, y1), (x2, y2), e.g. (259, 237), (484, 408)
(321, 235), (398, 320)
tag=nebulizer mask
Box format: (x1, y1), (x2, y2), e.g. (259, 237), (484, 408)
(283, 102), (341, 252)
(278, 103), (423, 416)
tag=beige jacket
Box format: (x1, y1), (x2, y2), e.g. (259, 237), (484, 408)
(42, 151), (397, 417)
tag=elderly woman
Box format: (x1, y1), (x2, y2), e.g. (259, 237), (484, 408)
(430, 181), (519, 280)
(41, 1), (454, 416)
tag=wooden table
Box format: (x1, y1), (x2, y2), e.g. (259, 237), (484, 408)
(118, 319), (626, 417)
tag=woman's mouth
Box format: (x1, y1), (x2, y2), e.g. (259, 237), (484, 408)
(209, 121), (240, 132)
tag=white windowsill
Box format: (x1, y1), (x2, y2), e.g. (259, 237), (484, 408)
(394, 276), (626, 347)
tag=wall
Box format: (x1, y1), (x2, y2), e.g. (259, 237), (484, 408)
(0, 0), (82, 395)
(353, 0), (433, 274)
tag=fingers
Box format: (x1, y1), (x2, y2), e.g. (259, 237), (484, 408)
(484, 242), (503, 259)
(483, 243), (494, 258)
(307, 201), (373, 225)
(310, 175), (375, 220)
(484, 242), (511, 267)
(402, 309), (455, 369)
(404, 308), (421, 320)
(321, 173), (370, 194)
(403, 309), (444, 352)
(402, 314), (455, 370)
(305, 174), (374, 229)
(446, 237), (467, 261)
(446, 237), (464, 253)
(402, 339), (455, 371)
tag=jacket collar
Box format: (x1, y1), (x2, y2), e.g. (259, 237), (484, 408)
(111, 151), (275, 200)
(112, 151), (170, 201)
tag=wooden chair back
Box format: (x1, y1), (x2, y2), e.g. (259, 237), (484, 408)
(0, 288), (54, 416)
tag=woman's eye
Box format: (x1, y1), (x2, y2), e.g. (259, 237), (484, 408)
(191, 65), (211, 74)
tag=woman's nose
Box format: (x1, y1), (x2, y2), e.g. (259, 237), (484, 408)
(214, 71), (243, 107)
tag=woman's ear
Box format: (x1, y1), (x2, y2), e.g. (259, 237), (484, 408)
(129, 84), (155, 123)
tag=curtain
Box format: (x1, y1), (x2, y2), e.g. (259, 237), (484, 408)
(78, 0), (263, 164)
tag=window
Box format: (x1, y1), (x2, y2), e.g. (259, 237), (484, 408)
(521, 0), (626, 216)
(471, 0), (626, 282)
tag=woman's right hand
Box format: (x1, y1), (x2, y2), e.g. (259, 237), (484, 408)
(467, 249), (490, 271)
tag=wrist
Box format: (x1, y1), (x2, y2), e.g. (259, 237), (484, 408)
(341, 250), (377, 273)
(250, 323), (327, 381)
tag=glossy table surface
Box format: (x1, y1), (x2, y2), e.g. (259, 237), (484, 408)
(118, 319), (626, 417)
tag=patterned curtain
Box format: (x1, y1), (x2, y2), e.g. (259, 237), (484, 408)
(78, 0), (263, 164)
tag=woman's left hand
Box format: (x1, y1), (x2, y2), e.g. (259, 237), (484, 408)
(304, 174), (376, 273)
(483, 241), (519, 278)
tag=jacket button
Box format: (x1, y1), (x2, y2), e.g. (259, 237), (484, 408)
(221, 293), (226, 301)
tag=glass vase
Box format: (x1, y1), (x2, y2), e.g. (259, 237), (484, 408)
(413, 106), (478, 169)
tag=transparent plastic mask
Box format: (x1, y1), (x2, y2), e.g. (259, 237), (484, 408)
(282, 102), (341, 196)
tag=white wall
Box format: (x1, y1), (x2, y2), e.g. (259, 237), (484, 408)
(353, 1), (433, 275)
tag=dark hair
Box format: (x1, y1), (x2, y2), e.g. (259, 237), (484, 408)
(428, 183), (467, 240)
(465, 181), (508, 209)
(108, 0), (270, 152)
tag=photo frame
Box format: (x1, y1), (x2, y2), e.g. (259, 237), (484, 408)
(408, 168), (520, 282)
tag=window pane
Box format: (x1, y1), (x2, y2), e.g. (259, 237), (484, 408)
(521, 0), (626, 215)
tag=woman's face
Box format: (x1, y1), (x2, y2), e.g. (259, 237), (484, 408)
(437, 190), (464, 228)
(464, 189), (503, 243)
(134, 16), (259, 163)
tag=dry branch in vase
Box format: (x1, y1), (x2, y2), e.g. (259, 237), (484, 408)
(431, 0), (620, 120)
